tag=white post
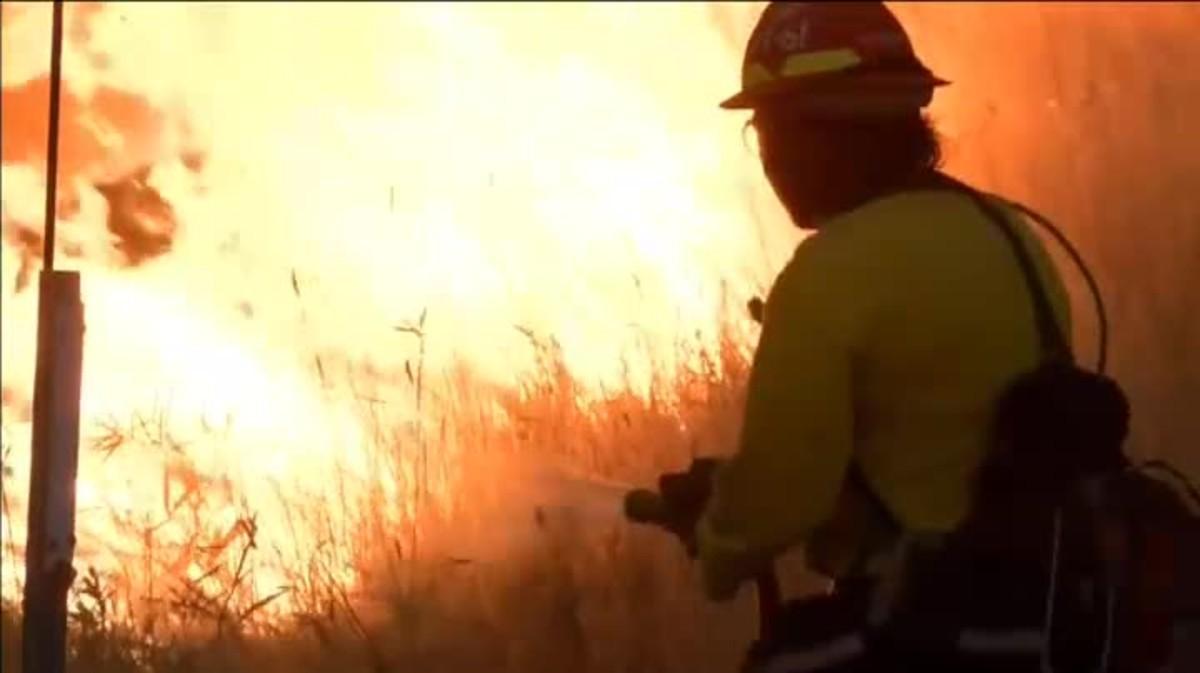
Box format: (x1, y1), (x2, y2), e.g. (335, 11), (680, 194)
(22, 270), (84, 673)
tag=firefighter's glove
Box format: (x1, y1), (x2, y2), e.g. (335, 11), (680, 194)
(654, 458), (722, 558)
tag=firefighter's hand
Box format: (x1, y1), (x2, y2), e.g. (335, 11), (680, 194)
(625, 458), (723, 558)
(658, 457), (721, 556)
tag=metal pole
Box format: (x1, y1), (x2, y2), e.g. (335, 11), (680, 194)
(22, 3), (86, 673)
(41, 0), (65, 272)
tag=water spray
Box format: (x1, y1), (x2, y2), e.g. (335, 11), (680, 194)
(623, 459), (782, 637)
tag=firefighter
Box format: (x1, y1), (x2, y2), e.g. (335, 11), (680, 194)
(664, 4), (1200, 672)
(693, 2), (1077, 668)
(696, 0), (1070, 602)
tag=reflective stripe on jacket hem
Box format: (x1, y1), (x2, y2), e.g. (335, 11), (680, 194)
(750, 627), (1047, 673)
(956, 629), (1044, 654)
(753, 634), (867, 673)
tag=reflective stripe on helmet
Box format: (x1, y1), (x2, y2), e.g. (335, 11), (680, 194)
(743, 48), (864, 89)
(743, 63), (776, 90)
(781, 48), (863, 79)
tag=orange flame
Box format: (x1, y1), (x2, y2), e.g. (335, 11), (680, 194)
(1, 2), (793, 615)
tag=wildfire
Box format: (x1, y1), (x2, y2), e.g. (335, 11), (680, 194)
(0, 2), (792, 616)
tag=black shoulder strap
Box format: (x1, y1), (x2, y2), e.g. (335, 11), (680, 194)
(964, 189), (1074, 364)
(839, 176), (1082, 552)
(922, 174), (1075, 365)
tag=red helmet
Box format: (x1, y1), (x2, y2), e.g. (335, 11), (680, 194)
(721, 2), (949, 116)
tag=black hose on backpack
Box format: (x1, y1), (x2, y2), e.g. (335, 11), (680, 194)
(1001, 200), (1110, 375)
(1135, 460), (1200, 512)
(1001, 203), (1200, 512)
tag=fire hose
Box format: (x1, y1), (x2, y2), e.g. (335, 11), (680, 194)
(622, 458), (782, 637)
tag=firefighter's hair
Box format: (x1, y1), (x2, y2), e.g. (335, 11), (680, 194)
(749, 107), (943, 221)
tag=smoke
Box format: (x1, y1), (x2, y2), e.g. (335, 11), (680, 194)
(0, 386), (31, 423)
(93, 166), (179, 267)
(704, 1), (765, 55)
(435, 453), (635, 565)
(0, 4), (195, 281)
(0, 1), (775, 602)
(0, 1), (1196, 608)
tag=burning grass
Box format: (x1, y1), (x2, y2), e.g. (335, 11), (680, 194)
(6, 4), (1197, 671)
(0, 326), (822, 673)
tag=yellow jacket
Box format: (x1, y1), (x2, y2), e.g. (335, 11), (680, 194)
(697, 189), (1072, 600)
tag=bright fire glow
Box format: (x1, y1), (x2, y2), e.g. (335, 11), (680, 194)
(1, 2), (797, 616)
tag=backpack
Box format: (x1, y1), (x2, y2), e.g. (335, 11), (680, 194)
(938, 183), (1200, 673)
(742, 181), (1200, 673)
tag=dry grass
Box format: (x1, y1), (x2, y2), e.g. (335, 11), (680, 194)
(6, 7), (1198, 669)
(1, 325), (822, 673)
